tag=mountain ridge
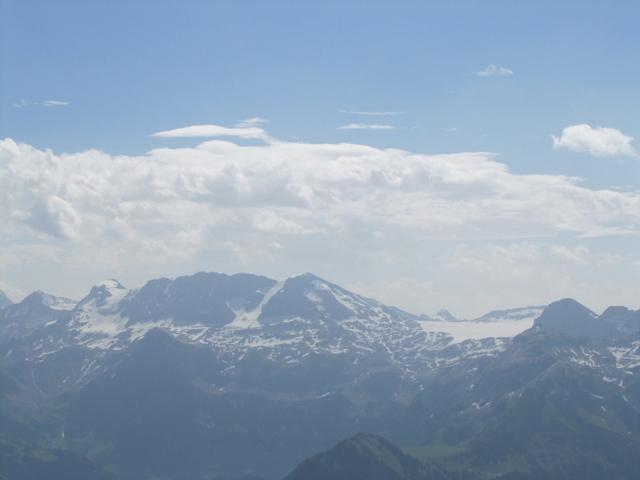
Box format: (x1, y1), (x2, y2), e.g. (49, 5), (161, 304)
(1, 271), (640, 479)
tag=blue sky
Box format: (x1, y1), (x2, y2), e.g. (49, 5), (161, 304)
(3, 0), (639, 176)
(1, 1), (639, 315)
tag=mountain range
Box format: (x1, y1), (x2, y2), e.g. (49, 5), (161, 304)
(0, 271), (638, 479)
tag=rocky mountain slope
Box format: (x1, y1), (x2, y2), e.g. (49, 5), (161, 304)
(0, 272), (638, 479)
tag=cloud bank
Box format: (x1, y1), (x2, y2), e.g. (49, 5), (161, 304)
(1, 126), (639, 314)
(3, 128), (639, 250)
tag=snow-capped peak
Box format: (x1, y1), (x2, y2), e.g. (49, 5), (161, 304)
(96, 279), (127, 291)
(16, 290), (76, 311)
(38, 292), (77, 311)
(68, 280), (131, 343)
(76, 279), (128, 308)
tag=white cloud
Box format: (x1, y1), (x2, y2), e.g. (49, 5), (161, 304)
(3, 132), (639, 252)
(552, 123), (638, 157)
(150, 123), (270, 141)
(236, 117), (268, 127)
(339, 110), (404, 116)
(476, 64), (513, 77)
(12, 99), (70, 108)
(43, 100), (70, 107)
(2, 127), (640, 313)
(339, 123), (397, 130)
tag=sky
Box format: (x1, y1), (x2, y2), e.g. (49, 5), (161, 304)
(1, 0), (639, 317)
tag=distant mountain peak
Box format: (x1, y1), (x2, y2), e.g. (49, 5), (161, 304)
(16, 291), (76, 311)
(284, 271), (332, 285)
(96, 279), (127, 290)
(22, 290), (48, 303)
(472, 305), (545, 323)
(0, 289), (74, 341)
(258, 273), (355, 324)
(82, 279), (127, 302)
(600, 305), (632, 320)
(533, 298), (614, 339)
(551, 297), (593, 310)
(537, 298), (596, 321)
(74, 279), (129, 318)
(434, 309), (458, 322)
(118, 271), (276, 328)
(598, 305), (640, 336)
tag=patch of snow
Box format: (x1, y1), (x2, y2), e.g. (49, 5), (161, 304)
(41, 294), (77, 311)
(418, 319), (534, 343)
(70, 281), (130, 342)
(568, 347), (602, 368)
(305, 291), (326, 311)
(227, 281), (283, 329)
(609, 343), (640, 371)
(128, 320), (173, 341)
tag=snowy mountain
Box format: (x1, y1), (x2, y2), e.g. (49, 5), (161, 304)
(0, 290), (75, 341)
(1, 271), (640, 480)
(532, 299), (640, 344)
(1, 273), (546, 366)
(3, 272), (456, 401)
(296, 300), (640, 480)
